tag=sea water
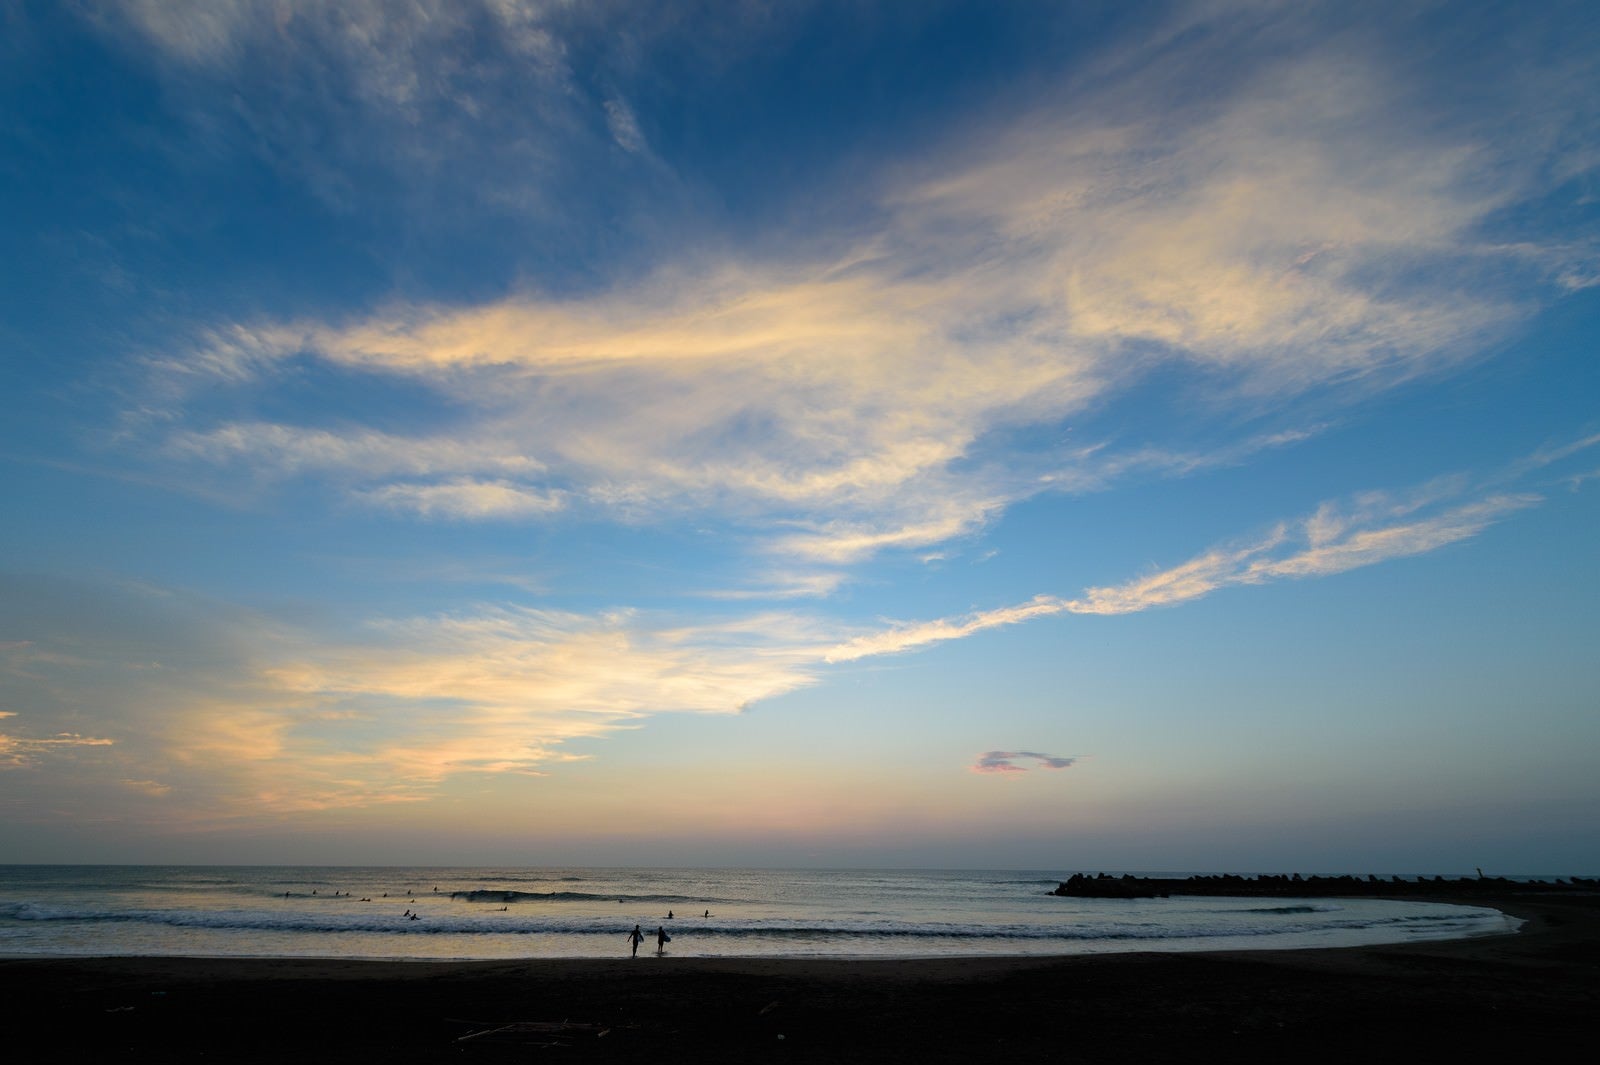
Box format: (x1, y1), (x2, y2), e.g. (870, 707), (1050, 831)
(0, 866), (1518, 961)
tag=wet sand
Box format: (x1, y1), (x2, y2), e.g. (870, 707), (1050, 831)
(4, 894), (1596, 1063)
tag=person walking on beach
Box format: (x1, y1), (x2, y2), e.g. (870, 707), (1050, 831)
(656, 925), (670, 954)
(627, 924), (645, 957)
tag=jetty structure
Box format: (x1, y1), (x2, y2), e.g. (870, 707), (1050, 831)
(1052, 872), (1600, 899)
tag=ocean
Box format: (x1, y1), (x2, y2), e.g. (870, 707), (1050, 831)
(0, 866), (1518, 961)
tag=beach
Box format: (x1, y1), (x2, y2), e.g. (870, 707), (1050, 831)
(4, 893), (1595, 1063)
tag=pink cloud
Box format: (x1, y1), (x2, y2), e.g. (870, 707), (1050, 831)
(972, 750), (1078, 774)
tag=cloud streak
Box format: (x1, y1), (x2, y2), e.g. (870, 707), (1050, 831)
(826, 469), (1559, 662)
(129, 2), (1596, 577)
(198, 606), (833, 808)
(92, 0), (578, 218)
(358, 480), (566, 520)
(0, 729), (115, 770)
(826, 596), (1066, 664)
(1066, 493), (1539, 615)
(0, 445), (1578, 818)
(971, 751), (1078, 775)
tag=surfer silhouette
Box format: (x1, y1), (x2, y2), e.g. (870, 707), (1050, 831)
(627, 924), (645, 957)
(656, 925), (670, 954)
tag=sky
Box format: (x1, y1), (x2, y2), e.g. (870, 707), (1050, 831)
(1, 0), (1596, 872)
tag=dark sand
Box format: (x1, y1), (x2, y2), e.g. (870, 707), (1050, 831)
(5, 894), (1596, 1063)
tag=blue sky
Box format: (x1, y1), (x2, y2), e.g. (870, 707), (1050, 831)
(1, 0), (1597, 871)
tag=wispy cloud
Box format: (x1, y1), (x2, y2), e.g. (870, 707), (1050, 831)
(827, 456), (1573, 661)
(971, 751), (1078, 775)
(604, 98), (647, 154)
(0, 729), (115, 769)
(165, 422), (544, 480)
(131, 4), (1594, 568)
(0, 573), (829, 815)
(108, 1), (565, 90)
(772, 499), (1006, 566)
(120, 778), (173, 797)
(1066, 492), (1538, 615)
(189, 605), (834, 807)
(0, 446), (1578, 815)
(826, 596), (1066, 664)
(358, 479), (566, 519)
(91, 0), (577, 216)
(1516, 432), (1600, 477)
(1080, 427), (1331, 485)
(704, 571), (849, 601)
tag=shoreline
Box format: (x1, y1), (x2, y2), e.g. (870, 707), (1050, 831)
(0, 889), (1523, 965)
(5, 893), (1596, 1061)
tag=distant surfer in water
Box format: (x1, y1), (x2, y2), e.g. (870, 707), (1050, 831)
(627, 924), (645, 957)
